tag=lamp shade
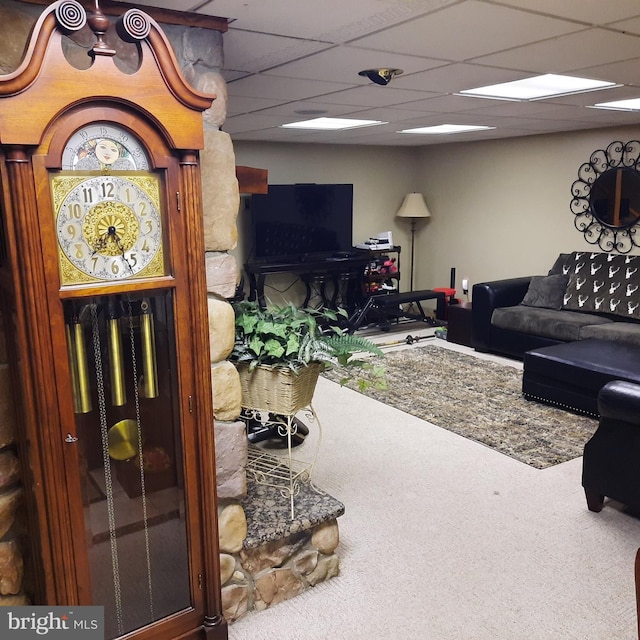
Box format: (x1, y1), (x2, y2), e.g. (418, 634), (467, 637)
(395, 192), (431, 219)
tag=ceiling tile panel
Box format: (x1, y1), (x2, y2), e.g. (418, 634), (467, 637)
(309, 85), (439, 108)
(222, 29), (333, 74)
(495, 0), (640, 25)
(226, 74), (352, 101)
(573, 59), (640, 88)
(608, 16), (640, 35)
(226, 95), (287, 116)
(194, 0), (457, 40)
(112, 0), (203, 11)
(475, 29), (640, 73)
(349, 1), (584, 61)
(260, 46), (446, 83)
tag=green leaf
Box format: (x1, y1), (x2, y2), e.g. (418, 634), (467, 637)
(236, 313), (258, 333)
(248, 335), (264, 355)
(257, 319), (288, 339)
(285, 334), (300, 356)
(264, 338), (285, 358)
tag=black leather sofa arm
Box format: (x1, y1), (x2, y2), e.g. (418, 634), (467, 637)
(472, 277), (532, 352)
(598, 380), (640, 425)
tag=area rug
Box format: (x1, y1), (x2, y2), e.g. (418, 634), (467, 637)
(324, 344), (598, 469)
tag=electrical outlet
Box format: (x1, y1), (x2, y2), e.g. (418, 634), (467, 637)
(462, 278), (469, 294)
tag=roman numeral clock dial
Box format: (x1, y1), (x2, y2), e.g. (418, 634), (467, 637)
(51, 173), (165, 285)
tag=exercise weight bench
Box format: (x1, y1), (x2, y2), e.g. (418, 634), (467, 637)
(348, 289), (446, 333)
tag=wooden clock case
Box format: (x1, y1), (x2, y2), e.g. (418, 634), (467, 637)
(0, 1), (226, 638)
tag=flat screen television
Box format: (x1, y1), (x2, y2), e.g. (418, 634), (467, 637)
(250, 183), (353, 261)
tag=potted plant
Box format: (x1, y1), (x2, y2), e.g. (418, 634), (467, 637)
(230, 301), (386, 415)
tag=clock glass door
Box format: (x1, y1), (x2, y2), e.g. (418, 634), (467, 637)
(64, 289), (191, 639)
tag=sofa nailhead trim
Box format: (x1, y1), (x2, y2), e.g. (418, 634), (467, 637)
(522, 392), (598, 419)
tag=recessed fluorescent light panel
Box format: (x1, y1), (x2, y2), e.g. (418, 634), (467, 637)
(458, 74), (617, 101)
(591, 98), (640, 111)
(281, 117), (386, 130)
(399, 124), (494, 135)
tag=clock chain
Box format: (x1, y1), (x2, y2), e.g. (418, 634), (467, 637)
(91, 303), (124, 635)
(127, 297), (155, 622)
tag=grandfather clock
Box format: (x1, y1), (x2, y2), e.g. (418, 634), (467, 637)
(0, 2), (226, 639)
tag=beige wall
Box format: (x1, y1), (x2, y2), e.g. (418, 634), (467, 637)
(416, 124), (640, 295)
(233, 124), (640, 302)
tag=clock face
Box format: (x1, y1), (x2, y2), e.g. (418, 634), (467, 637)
(51, 173), (166, 285)
(61, 123), (150, 171)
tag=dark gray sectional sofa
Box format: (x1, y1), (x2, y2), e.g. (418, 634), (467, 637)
(472, 251), (640, 359)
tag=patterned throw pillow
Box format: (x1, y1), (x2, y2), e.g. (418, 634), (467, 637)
(547, 253), (571, 276)
(562, 251), (640, 318)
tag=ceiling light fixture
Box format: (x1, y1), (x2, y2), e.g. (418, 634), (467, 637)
(358, 68), (403, 86)
(590, 98), (640, 111)
(399, 124), (494, 135)
(281, 117), (386, 131)
(457, 74), (618, 101)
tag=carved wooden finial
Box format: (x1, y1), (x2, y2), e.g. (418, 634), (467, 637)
(88, 0), (116, 57)
(54, 0), (87, 34)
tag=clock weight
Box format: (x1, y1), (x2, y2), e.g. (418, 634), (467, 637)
(65, 304), (92, 415)
(107, 298), (126, 407)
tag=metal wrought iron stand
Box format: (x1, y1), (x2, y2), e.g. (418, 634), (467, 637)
(244, 406), (323, 519)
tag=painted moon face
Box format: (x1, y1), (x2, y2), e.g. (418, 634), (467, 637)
(62, 123), (150, 171)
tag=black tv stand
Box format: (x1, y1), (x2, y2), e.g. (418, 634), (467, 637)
(245, 253), (370, 309)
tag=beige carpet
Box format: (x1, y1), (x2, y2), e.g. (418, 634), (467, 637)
(229, 341), (640, 640)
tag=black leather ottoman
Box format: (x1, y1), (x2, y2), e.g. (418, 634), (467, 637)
(522, 339), (640, 417)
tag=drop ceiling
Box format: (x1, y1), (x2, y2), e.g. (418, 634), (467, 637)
(119, 0), (640, 146)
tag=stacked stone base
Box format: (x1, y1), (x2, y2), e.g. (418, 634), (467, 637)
(221, 518), (340, 622)
(217, 459), (345, 624)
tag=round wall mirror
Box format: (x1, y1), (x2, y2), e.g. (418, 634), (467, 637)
(570, 140), (640, 253)
(589, 168), (640, 228)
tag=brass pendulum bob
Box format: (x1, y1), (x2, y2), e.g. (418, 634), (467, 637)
(140, 299), (159, 399)
(66, 317), (92, 414)
(107, 419), (139, 460)
(108, 302), (126, 407)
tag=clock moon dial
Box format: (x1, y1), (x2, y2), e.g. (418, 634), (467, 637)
(52, 173), (165, 284)
(62, 123), (150, 171)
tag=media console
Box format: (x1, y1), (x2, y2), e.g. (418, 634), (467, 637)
(245, 254), (370, 310)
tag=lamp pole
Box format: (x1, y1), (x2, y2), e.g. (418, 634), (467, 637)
(408, 217), (417, 291)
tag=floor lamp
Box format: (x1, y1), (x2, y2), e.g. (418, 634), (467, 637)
(395, 192), (431, 291)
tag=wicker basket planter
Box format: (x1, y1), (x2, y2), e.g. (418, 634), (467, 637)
(236, 363), (322, 415)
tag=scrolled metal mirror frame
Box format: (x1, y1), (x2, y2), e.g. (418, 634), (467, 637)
(570, 140), (640, 253)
